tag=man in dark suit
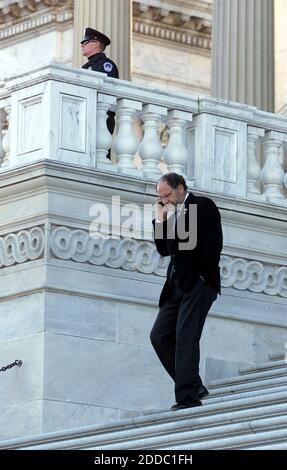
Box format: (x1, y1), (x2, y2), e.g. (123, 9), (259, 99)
(151, 173), (223, 410)
(81, 27), (119, 158)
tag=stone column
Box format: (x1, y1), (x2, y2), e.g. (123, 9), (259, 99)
(73, 0), (131, 80)
(274, 0), (287, 113)
(212, 0), (274, 112)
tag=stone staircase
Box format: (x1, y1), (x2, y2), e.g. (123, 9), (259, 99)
(1, 353), (287, 450)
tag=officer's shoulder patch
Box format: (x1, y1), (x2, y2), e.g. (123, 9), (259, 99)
(103, 62), (113, 72)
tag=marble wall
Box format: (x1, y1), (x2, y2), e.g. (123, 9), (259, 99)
(0, 29), (73, 81)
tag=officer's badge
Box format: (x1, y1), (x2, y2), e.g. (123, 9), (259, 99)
(103, 62), (113, 72)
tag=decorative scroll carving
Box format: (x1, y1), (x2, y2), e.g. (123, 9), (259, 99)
(50, 226), (168, 276)
(1, 224), (286, 299)
(0, 227), (45, 267)
(220, 255), (287, 298)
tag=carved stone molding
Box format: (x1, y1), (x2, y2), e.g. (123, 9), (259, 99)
(220, 255), (287, 298)
(50, 226), (168, 276)
(0, 226), (45, 267)
(49, 226), (287, 298)
(1, 225), (286, 298)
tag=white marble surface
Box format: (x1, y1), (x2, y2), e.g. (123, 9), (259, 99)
(201, 316), (253, 363)
(0, 292), (44, 341)
(18, 95), (43, 155)
(59, 94), (87, 153)
(0, 30), (72, 82)
(7, 75), (99, 168)
(0, 400), (42, 441)
(45, 292), (117, 342)
(132, 35), (211, 96)
(0, 333), (44, 406)
(191, 113), (247, 196)
(43, 332), (172, 410)
(42, 400), (120, 434)
(116, 303), (156, 348)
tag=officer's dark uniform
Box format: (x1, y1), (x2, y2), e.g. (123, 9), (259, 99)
(81, 28), (119, 156)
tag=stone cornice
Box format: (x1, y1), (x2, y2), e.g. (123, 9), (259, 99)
(133, 0), (212, 50)
(0, 0), (73, 43)
(134, 0), (212, 20)
(133, 17), (211, 50)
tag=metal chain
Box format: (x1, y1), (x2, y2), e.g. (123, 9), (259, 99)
(0, 360), (23, 373)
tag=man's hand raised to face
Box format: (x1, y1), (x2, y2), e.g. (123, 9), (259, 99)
(155, 199), (176, 222)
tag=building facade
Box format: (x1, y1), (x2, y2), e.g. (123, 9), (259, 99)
(0, 0), (287, 442)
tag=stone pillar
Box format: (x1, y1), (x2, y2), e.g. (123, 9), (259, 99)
(274, 0), (287, 113)
(73, 0), (132, 80)
(212, 0), (274, 112)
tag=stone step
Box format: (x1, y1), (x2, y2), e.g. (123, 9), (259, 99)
(207, 375), (287, 398)
(35, 403), (287, 449)
(143, 380), (287, 413)
(90, 414), (287, 450)
(162, 427), (287, 450)
(1, 356), (287, 450)
(2, 391), (287, 450)
(209, 365), (287, 389)
(239, 359), (287, 375)
(268, 352), (286, 362)
(142, 381), (287, 416)
(205, 383), (287, 405)
(247, 442), (287, 450)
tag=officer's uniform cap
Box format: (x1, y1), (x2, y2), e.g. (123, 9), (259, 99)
(81, 27), (111, 46)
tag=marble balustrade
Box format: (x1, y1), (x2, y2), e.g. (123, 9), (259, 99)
(0, 62), (286, 204)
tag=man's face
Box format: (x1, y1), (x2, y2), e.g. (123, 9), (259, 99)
(156, 180), (186, 206)
(81, 40), (101, 58)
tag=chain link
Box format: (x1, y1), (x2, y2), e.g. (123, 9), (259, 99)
(0, 360), (23, 373)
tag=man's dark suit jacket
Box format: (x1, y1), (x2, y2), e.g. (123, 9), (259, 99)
(153, 192), (223, 307)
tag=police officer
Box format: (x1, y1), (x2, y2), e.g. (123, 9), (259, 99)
(81, 27), (119, 158)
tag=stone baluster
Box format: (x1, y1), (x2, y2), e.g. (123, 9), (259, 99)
(163, 110), (193, 176)
(261, 131), (286, 202)
(247, 126), (265, 197)
(112, 98), (142, 175)
(138, 104), (167, 179)
(96, 93), (117, 171)
(1, 105), (11, 168)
